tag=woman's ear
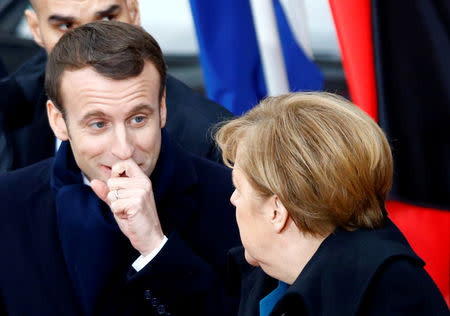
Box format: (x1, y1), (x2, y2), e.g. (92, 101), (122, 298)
(47, 100), (69, 141)
(270, 196), (289, 233)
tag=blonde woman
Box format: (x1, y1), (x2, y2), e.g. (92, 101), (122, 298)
(216, 93), (448, 316)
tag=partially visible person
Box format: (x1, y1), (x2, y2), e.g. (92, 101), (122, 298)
(216, 92), (449, 315)
(0, 0), (232, 172)
(0, 21), (240, 315)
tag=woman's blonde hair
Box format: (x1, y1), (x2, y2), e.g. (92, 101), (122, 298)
(215, 92), (393, 236)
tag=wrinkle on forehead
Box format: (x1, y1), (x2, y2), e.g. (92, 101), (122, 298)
(60, 63), (161, 112)
(38, 0), (123, 18)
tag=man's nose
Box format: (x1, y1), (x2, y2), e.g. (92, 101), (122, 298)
(111, 126), (134, 160)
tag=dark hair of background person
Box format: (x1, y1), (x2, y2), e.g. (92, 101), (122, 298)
(45, 20), (167, 116)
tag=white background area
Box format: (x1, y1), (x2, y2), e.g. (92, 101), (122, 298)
(17, 0), (341, 58)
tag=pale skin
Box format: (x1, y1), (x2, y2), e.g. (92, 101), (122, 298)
(25, 0), (166, 256)
(47, 63), (166, 256)
(231, 144), (330, 285)
(91, 160), (164, 257)
(26, 0), (140, 53)
(26, 0), (164, 257)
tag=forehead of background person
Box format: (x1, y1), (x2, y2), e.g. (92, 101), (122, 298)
(31, 0), (128, 18)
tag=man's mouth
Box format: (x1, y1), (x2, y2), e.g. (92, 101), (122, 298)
(100, 165), (112, 173)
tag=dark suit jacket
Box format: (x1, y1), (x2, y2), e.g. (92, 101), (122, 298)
(0, 59), (6, 77)
(0, 49), (233, 171)
(0, 133), (241, 315)
(230, 219), (449, 316)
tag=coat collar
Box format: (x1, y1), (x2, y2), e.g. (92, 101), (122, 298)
(149, 129), (199, 232)
(151, 129), (198, 202)
(271, 219), (424, 315)
(21, 159), (83, 315)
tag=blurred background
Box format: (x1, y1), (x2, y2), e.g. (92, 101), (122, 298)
(0, 0), (348, 96)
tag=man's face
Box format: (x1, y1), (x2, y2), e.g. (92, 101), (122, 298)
(48, 62), (166, 182)
(26, 0), (140, 53)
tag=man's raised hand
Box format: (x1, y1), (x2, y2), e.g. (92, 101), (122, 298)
(91, 159), (164, 256)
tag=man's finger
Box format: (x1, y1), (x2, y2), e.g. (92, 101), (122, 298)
(106, 176), (150, 192)
(106, 188), (146, 203)
(106, 189), (119, 205)
(111, 159), (142, 178)
(91, 179), (109, 204)
(110, 198), (136, 219)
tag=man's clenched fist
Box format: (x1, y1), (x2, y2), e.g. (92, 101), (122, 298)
(91, 159), (164, 256)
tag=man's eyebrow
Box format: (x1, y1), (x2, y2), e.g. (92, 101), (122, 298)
(48, 15), (75, 23)
(125, 104), (154, 117)
(95, 4), (121, 17)
(79, 110), (108, 124)
(79, 104), (154, 124)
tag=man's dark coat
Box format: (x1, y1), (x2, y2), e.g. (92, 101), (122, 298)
(230, 219), (449, 316)
(0, 49), (233, 171)
(0, 133), (241, 315)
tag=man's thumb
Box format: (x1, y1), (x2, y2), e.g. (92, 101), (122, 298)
(91, 179), (109, 204)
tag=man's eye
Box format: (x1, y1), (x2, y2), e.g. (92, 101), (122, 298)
(57, 23), (73, 31)
(101, 15), (115, 21)
(131, 116), (146, 125)
(90, 122), (105, 129)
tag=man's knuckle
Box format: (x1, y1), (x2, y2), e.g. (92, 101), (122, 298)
(107, 178), (114, 188)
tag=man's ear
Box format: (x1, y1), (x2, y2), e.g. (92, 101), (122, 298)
(159, 88), (167, 129)
(25, 9), (45, 48)
(47, 100), (69, 140)
(127, 0), (141, 25)
(270, 196), (289, 234)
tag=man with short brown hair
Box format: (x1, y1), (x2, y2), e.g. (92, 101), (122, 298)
(0, 21), (239, 315)
(0, 0), (232, 172)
